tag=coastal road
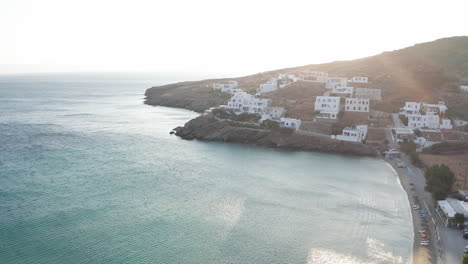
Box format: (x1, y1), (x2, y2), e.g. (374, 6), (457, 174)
(389, 111), (465, 263)
(403, 156), (466, 264)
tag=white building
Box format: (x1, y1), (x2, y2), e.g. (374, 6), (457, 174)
(325, 77), (348, 89)
(345, 98), (370, 112)
(315, 96), (341, 119)
(414, 136), (427, 145)
(225, 91), (271, 115)
(333, 125), (368, 142)
(261, 107), (286, 121)
(331, 86), (354, 97)
(280, 118), (302, 130)
(400, 102), (422, 116)
(300, 71), (328, 82)
(349, 77), (368, 83)
(400, 101), (451, 129)
(424, 102), (447, 115)
(440, 118), (453, 129)
(454, 119), (468, 127)
(460, 85), (468, 92)
(259, 78), (279, 94)
(436, 198), (468, 227)
(407, 114), (440, 129)
(269, 107), (286, 119)
(392, 128), (415, 143)
(354, 88), (382, 101)
(213, 81), (239, 94)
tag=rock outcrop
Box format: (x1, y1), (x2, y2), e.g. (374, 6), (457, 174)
(174, 115), (378, 157)
(144, 81), (229, 112)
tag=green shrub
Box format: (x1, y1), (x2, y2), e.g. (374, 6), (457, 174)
(399, 114), (408, 126)
(424, 164), (455, 201)
(261, 120), (280, 129)
(400, 142), (423, 167)
(414, 128), (422, 137)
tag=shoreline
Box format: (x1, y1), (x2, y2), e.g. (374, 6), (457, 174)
(386, 158), (436, 264)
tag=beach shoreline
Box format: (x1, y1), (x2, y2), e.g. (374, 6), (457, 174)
(386, 158), (436, 264)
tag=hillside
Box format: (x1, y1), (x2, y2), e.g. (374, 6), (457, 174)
(145, 36), (468, 118)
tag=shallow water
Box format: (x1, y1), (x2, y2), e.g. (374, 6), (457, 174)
(0, 74), (412, 264)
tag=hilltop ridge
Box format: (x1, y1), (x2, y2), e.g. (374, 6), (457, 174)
(145, 36), (468, 118)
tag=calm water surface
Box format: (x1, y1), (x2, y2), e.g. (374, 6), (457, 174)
(0, 74), (412, 264)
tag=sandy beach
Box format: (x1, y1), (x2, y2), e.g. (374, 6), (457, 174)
(386, 158), (437, 264)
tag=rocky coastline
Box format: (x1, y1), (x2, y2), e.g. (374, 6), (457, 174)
(173, 115), (378, 157)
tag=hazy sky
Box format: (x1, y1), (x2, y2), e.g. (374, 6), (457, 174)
(1, 0), (467, 76)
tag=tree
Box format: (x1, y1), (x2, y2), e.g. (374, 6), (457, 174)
(455, 213), (465, 228)
(400, 142), (423, 167)
(462, 253), (468, 264)
(399, 114), (408, 126)
(424, 164), (455, 201)
(414, 128), (422, 137)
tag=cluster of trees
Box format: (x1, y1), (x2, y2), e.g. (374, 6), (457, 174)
(424, 164), (455, 201)
(399, 142), (423, 167)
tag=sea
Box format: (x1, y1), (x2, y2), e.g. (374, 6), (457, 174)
(0, 73), (413, 264)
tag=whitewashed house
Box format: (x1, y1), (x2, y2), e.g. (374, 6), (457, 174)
(440, 118), (453, 129)
(400, 101), (451, 129)
(423, 102), (447, 115)
(331, 86), (354, 97)
(225, 91), (271, 115)
(407, 114), (440, 129)
(392, 128), (415, 143)
(414, 137), (427, 145)
(454, 119), (468, 127)
(300, 71), (328, 82)
(213, 81), (239, 94)
(400, 102), (422, 116)
(315, 96), (341, 119)
(259, 78), (279, 94)
(460, 85), (468, 92)
(345, 98), (370, 112)
(333, 125), (368, 142)
(325, 77), (348, 89)
(260, 107), (286, 122)
(349, 77), (368, 83)
(354, 88), (382, 101)
(280, 118), (302, 130)
(269, 107), (286, 119)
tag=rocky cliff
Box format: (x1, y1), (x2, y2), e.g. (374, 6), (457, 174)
(174, 115), (378, 157)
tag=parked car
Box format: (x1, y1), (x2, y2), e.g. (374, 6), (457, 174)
(464, 245), (468, 254)
(397, 162), (406, 168)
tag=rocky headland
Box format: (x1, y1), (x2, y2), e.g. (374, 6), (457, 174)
(173, 115), (378, 156)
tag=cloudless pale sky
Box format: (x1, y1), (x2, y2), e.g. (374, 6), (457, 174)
(1, 0), (467, 76)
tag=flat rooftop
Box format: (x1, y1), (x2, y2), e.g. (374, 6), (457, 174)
(438, 198), (468, 218)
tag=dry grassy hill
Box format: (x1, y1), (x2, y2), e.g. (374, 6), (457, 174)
(146, 36), (468, 118)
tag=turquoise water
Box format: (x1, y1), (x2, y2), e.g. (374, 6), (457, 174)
(0, 74), (412, 264)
